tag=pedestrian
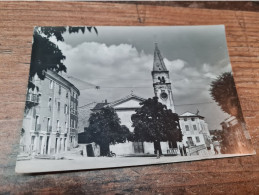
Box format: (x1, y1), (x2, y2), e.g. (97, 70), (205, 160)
(179, 146), (183, 156)
(183, 145), (187, 156)
(214, 147), (218, 154)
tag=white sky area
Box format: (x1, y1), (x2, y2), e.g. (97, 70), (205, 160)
(49, 25), (232, 130)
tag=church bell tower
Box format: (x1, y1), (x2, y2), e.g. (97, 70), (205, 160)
(152, 43), (175, 113)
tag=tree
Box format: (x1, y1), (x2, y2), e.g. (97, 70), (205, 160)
(131, 97), (182, 155)
(86, 107), (131, 156)
(25, 26), (97, 111)
(210, 73), (255, 154)
(210, 72), (244, 121)
(29, 26), (97, 91)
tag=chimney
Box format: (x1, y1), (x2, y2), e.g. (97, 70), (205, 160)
(105, 99), (107, 104)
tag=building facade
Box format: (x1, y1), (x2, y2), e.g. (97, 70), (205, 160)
(177, 112), (212, 155)
(20, 70), (80, 157)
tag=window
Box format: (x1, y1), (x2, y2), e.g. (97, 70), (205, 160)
(48, 97), (52, 110)
(66, 92), (68, 98)
(76, 94), (78, 99)
(57, 120), (60, 131)
(64, 104), (68, 114)
(31, 136), (35, 151)
(71, 119), (74, 128)
(185, 125), (190, 131)
(187, 137), (194, 146)
(47, 118), (51, 132)
(35, 115), (39, 131)
(161, 76), (165, 83)
(58, 102), (60, 111)
(49, 80), (53, 89)
(65, 122), (67, 132)
(196, 136), (200, 143)
(191, 117), (195, 121)
(193, 125), (197, 130)
(184, 118), (187, 121)
(58, 85), (61, 95)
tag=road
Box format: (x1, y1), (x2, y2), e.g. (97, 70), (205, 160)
(15, 153), (254, 173)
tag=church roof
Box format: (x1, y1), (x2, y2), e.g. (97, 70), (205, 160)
(109, 93), (146, 108)
(91, 93), (146, 111)
(153, 43), (168, 72)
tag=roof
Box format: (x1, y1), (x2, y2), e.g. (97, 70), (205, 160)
(109, 93), (146, 108)
(91, 93), (146, 111)
(179, 111), (205, 119)
(91, 102), (109, 111)
(152, 43), (168, 72)
(46, 70), (80, 95)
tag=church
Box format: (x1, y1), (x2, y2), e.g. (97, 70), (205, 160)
(81, 44), (212, 156)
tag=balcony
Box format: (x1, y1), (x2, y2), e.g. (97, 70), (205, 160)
(70, 108), (78, 115)
(70, 128), (77, 134)
(26, 93), (39, 104)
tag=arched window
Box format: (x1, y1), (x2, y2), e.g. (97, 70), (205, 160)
(161, 76), (165, 83)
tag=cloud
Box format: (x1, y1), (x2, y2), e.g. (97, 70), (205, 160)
(166, 59), (185, 71)
(57, 41), (217, 104)
(55, 39), (230, 130)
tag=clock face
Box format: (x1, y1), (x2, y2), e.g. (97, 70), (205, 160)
(160, 92), (168, 100)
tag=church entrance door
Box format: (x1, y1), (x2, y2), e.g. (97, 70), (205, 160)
(133, 142), (144, 153)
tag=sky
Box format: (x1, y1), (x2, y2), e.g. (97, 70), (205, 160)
(50, 25), (232, 131)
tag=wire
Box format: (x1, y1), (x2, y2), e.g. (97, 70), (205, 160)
(174, 101), (214, 106)
(78, 102), (96, 109)
(79, 85), (209, 91)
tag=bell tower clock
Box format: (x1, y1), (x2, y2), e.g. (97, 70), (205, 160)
(151, 43), (175, 113)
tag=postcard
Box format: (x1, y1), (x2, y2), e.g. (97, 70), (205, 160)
(16, 25), (255, 173)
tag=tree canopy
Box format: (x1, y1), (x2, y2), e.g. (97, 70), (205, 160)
(85, 107), (131, 156)
(210, 72), (244, 121)
(29, 26), (97, 90)
(131, 97), (182, 154)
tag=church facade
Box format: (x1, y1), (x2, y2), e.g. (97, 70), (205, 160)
(91, 93), (173, 155)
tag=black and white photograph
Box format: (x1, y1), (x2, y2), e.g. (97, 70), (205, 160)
(16, 25), (255, 173)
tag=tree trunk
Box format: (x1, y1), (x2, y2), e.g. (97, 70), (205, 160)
(100, 142), (110, 156)
(154, 140), (162, 155)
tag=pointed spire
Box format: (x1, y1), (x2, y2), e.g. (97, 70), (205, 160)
(153, 43), (168, 71)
